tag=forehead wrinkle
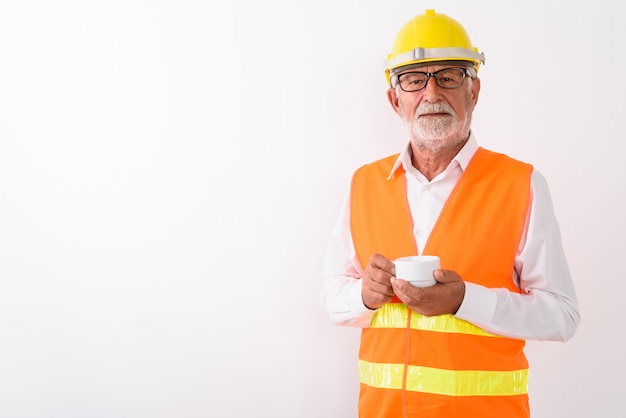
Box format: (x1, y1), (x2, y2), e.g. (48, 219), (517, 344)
(392, 61), (475, 77)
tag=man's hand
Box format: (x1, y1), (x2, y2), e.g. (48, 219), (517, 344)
(391, 269), (466, 316)
(361, 254), (396, 310)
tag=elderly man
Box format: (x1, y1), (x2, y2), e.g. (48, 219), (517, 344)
(321, 9), (580, 418)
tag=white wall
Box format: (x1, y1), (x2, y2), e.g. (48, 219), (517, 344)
(0, 1), (622, 417)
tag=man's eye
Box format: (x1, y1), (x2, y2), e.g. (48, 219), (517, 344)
(405, 78), (424, 85)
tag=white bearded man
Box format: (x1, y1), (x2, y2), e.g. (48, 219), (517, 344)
(321, 9), (580, 418)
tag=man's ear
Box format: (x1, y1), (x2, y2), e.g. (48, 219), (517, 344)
(387, 88), (402, 116)
(470, 77), (481, 109)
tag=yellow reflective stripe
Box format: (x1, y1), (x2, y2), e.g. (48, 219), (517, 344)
(370, 303), (500, 338)
(359, 360), (528, 396)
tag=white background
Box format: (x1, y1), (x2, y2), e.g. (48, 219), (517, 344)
(0, 0), (623, 417)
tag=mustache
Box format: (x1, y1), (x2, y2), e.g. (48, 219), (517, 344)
(416, 102), (455, 117)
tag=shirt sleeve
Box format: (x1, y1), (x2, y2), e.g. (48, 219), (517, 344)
(320, 192), (377, 328)
(454, 170), (581, 341)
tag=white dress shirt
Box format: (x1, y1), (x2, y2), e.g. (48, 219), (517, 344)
(321, 134), (580, 341)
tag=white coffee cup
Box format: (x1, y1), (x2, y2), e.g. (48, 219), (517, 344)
(394, 255), (440, 288)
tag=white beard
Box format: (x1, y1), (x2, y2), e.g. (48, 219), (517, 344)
(401, 90), (474, 153)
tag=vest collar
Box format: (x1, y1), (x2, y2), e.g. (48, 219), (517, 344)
(387, 132), (480, 180)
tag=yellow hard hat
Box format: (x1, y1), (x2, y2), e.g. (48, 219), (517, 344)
(384, 9), (485, 86)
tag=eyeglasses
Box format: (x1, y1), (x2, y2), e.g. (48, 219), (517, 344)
(394, 67), (472, 92)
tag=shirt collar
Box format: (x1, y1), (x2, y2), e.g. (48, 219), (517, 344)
(387, 132), (480, 180)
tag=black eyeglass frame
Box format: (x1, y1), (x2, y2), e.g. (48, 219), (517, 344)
(392, 67), (474, 92)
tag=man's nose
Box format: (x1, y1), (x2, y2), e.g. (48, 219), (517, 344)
(421, 75), (444, 100)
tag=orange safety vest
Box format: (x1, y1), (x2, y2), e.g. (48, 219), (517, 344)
(350, 147), (533, 418)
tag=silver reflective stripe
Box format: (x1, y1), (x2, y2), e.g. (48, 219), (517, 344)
(384, 47), (486, 70)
